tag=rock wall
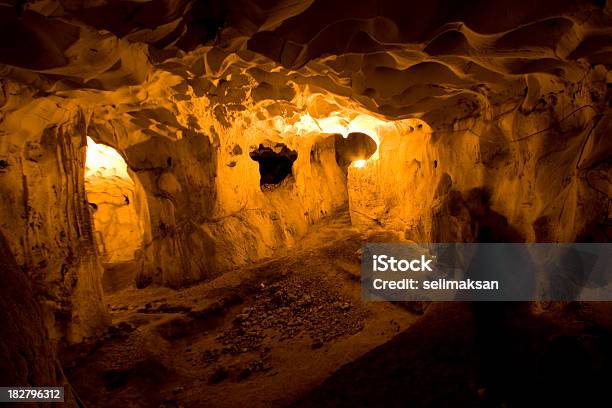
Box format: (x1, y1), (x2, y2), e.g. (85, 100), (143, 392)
(348, 70), (612, 243)
(85, 175), (147, 264)
(0, 0), (610, 348)
(0, 80), (109, 343)
(0, 230), (78, 406)
(124, 122), (348, 288)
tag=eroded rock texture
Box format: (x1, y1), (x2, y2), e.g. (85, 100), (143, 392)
(0, 91), (109, 342)
(349, 69), (611, 244)
(0, 231), (78, 406)
(85, 136), (148, 264)
(0, 0), (611, 351)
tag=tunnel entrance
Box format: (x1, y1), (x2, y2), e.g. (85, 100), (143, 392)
(85, 137), (146, 273)
(250, 143), (298, 190)
(334, 132), (377, 168)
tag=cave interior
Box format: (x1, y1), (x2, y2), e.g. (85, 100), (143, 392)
(1, 0), (612, 407)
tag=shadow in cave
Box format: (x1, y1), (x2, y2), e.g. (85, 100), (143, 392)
(294, 187), (612, 408)
(292, 301), (612, 408)
(463, 188), (525, 243)
(291, 303), (482, 408)
(459, 188), (612, 407)
(250, 143), (298, 189)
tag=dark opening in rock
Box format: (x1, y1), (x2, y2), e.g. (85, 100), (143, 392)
(250, 143), (298, 188)
(334, 132), (377, 168)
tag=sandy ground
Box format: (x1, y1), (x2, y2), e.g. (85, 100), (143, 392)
(62, 209), (424, 407)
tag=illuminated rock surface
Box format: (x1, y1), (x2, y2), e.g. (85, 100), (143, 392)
(85, 136), (148, 264)
(0, 0), (611, 406)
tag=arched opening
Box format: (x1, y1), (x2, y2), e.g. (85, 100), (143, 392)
(84, 137), (147, 292)
(334, 132), (378, 168)
(250, 142), (298, 191)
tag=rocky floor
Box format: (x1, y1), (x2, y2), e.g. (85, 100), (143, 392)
(60, 209), (612, 408)
(61, 209), (422, 407)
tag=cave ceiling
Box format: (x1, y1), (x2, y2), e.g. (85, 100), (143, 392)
(1, 0), (611, 142)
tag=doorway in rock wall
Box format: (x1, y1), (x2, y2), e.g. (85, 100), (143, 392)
(334, 132), (378, 169)
(84, 136), (147, 293)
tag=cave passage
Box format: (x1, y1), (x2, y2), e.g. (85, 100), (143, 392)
(84, 137), (145, 266)
(334, 132), (378, 168)
(250, 143), (298, 188)
(2, 1), (611, 407)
